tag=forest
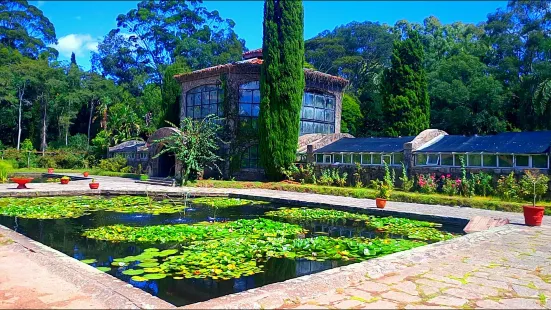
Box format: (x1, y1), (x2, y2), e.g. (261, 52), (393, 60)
(0, 0), (549, 165)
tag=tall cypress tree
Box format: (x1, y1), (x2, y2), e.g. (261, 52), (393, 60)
(70, 52), (77, 66)
(259, 0), (304, 180)
(382, 30), (429, 137)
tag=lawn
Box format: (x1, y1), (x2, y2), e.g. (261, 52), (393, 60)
(193, 180), (551, 215)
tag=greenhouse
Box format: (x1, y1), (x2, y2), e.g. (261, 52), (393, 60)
(313, 136), (413, 166)
(414, 131), (551, 169)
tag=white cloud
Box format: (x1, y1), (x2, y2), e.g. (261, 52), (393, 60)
(75, 16), (82, 20)
(51, 34), (99, 58)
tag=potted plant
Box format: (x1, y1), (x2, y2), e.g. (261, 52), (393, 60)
(83, 171), (89, 177)
(89, 178), (99, 189)
(372, 180), (391, 208)
(520, 170), (549, 226)
(60, 176), (71, 185)
(47, 168), (54, 174)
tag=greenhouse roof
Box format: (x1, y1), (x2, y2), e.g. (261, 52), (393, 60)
(416, 131), (551, 154)
(314, 137), (415, 153)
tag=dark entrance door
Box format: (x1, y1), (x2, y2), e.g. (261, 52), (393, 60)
(157, 151), (175, 177)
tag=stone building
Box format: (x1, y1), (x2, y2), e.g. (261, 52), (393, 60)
(146, 48), (349, 180)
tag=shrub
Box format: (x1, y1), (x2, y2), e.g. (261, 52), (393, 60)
(318, 169), (334, 186)
(353, 163), (363, 188)
(298, 163), (316, 185)
(472, 172), (493, 197)
(38, 156), (57, 168)
(98, 156), (128, 172)
(399, 163), (413, 192)
(140, 174), (149, 181)
(332, 169), (348, 187)
(519, 170), (549, 206)
(440, 174), (460, 196)
(0, 160), (12, 183)
(120, 166), (134, 173)
(371, 161), (393, 199)
(496, 172), (520, 201)
(417, 174), (437, 194)
(459, 156), (474, 197)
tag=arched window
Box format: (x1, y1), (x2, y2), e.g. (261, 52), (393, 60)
(239, 81), (261, 128)
(241, 145), (259, 169)
(185, 85), (223, 119)
(300, 92), (335, 135)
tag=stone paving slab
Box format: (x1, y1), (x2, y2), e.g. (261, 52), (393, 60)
(183, 225), (551, 309)
(0, 226), (175, 309)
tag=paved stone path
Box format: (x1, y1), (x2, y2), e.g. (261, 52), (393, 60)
(1, 175), (550, 309)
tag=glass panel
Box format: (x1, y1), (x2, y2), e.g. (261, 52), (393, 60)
(325, 110), (334, 122)
(304, 121), (314, 134)
(316, 154), (323, 163)
(516, 155), (529, 167)
(483, 154), (497, 167)
(315, 109), (324, 121)
(468, 154), (482, 167)
(193, 106), (200, 117)
(329, 125), (334, 133)
(210, 104), (218, 116)
(202, 91), (209, 106)
(186, 94), (193, 107)
(303, 107), (314, 119)
(253, 90), (261, 103)
(498, 155), (513, 167)
(416, 154), (428, 165)
(343, 154), (352, 164)
(241, 90), (252, 103)
(326, 97), (335, 110)
(427, 154), (439, 165)
(315, 94), (325, 108)
(353, 154), (361, 164)
(209, 90), (218, 104)
(372, 154), (382, 165)
(194, 93), (201, 106)
(333, 153), (342, 163)
(186, 106), (193, 118)
(251, 104), (260, 117)
(304, 93), (314, 107)
(239, 104), (251, 116)
(532, 155), (548, 168)
(362, 154), (371, 164)
(323, 154), (332, 163)
(441, 154), (453, 166)
(201, 105), (209, 117)
(394, 153), (404, 165)
(454, 154), (465, 167)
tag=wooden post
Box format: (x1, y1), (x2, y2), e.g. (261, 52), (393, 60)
(27, 151), (30, 168)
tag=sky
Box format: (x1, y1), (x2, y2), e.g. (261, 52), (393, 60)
(32, 1), (508, 70)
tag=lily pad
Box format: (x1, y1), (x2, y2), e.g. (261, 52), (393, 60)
(142, 273), (167, 280)
(131, 276), (148, 282)
(137, 262), (159, 268)
(143, 248), (159, 252)
(80, 259), (97, 264)
(96, 267), (111, 272)
(122, 269), (145, 276)
(111, 261), (127, 267)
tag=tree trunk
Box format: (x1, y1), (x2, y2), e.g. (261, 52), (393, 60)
(16, 86), (25, 151)
(65, 126), (68, 146)
(41, 93), (47, 155)
(87, 99), (95, 149)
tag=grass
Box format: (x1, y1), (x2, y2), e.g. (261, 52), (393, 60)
(193, 180), (551, 215)
(11, 168), (140, 179)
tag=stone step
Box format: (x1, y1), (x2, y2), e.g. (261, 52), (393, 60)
(463, 216), (510, 233)
(135, 179), (176, 187)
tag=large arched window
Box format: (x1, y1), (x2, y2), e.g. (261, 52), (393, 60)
(185, 85), (223, 119)
(300, 92), (335, 135)
(239, 81), (261, 128)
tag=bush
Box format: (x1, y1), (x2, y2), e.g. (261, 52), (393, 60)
(0, 160), (12, 183)
(472, 172), (494, 197)
(98, 156), (128, 172)
(440, 174), (460, 196)
(519, 170), (549, 206)
(417, 174), (437, 194)
(496, 172), (520, 201)
(399, 163), (413, 192)
(38, 156), (57, 168)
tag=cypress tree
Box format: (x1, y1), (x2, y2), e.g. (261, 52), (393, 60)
(70, 52), (77, 65)
(259, 0), (305, 180)
(382, 30), (429, 137)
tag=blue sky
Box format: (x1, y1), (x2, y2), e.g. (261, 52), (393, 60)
(33, 1), (508, 70)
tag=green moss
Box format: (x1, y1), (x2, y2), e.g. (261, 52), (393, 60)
(540, 293), (547, 306)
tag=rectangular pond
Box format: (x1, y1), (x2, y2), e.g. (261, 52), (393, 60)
(0, 195), (461, 306)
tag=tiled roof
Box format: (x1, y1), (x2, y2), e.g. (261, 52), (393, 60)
(108, 140), (146, 153)
(315, 136), (415, 153)
(416, 131), (551, 154)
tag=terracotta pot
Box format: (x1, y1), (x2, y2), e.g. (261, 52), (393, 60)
(89, 182), (99, 189)
(60, 178), (70, 185)
(376, 198), (387, 209)
(83, 171), (89, 177)
(523, 205), (544, 226)
(47, 168), (54, 174)
(10, 177), (34, 189)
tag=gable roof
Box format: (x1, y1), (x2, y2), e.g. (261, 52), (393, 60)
(314, 137), (415, 153)
(416, 131), (551, 154)
(108, 140), (146, 153)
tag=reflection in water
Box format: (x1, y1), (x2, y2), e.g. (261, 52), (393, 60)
(0, 201), (459, 306)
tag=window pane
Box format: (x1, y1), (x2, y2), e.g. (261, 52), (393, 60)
(325, 109), (334, 122)
(416, 154), (427, 165)
(498, 155), (513, 167)
(251, 104), (260, 117)
(483, 154), (497, 167)
(362, 154), (371, 164)
(454, 154), (465, 167)
(333, 153), (342, 163)
(304, 93), (314, 106)
(314, 109), (324, 121)
(441, 154), (453, 166)
(329, 125), (334, 133)
(253, 90), (260, 103)
(209, 90), (218, 104)
(186, 94), (193, 107)
(239, 104), (251, 116)
(323, 154), (332, 163)
(193, 106), (200, 117)
(186, 106), (193, 118)
(427, 154), (439, 165)
(468, 154), (482, 167)
(353, 154), (361, 164)
(382, 155), (392, 165)
(315, 95), (324, 108)
(303, 107), (314, 119)
(343, 154), (352, 164)
(194, 93), (202, 106)
(326, 97), (335, 110)
(394, 153), (404, 165)
(316, 154), (323, 163)
(532, 155), (548, 168)
(516, 155), (529, 167)
(372, 154), (382, 165)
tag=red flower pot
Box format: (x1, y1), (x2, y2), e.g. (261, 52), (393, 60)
(47, 168), (54, 174)
(83, 172), (89, 177)
(523, 205), (544, 226)
(376, 198), (387, 209)
(60, 178), (70, 185)
(89, 182), (99, 189)
(10, 177), (34, 189)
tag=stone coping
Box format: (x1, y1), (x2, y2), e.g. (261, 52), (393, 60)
(0, 224), (175, 309)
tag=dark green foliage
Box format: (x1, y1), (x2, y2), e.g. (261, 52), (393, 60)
(382, 31), (430, 137)
(160, 61), (188, 127)
(70, 52), (76, 65)
(259, 0), (305, 180)
(341, 94), (363, 136)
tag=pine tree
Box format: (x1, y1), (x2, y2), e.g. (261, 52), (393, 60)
(70, 52), (77, 66)
(382, 30), (429, 137)
(258, 0), (305, 180)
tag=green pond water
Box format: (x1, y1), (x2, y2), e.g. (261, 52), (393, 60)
(0, 196), (461, 306)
